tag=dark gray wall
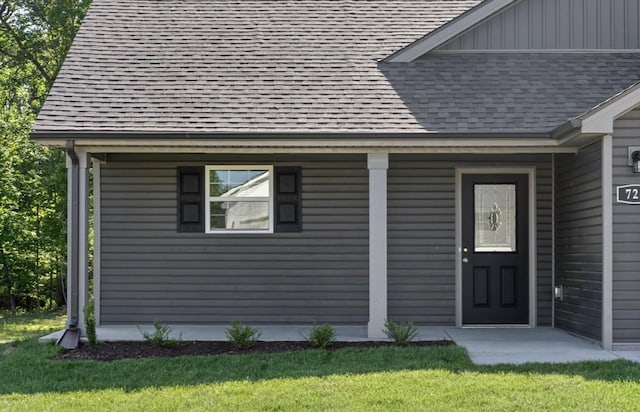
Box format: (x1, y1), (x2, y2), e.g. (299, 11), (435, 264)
(387, 154), (553, 326)
(441, 0), (640, 51)
(613, 107), (640, 343)
(554, 142), (603, 341)
(99, 152), (554, 326)
(99, 154), (369, 324)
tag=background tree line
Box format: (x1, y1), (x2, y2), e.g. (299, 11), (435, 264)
(1, 0), (90, 313)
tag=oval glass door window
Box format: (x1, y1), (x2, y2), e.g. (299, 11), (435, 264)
(474, 184), (516, 252)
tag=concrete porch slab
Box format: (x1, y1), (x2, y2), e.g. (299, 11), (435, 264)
(613, 351), (640, 362)
(445, 327), (620, 365)
(40, 325), (451, 343)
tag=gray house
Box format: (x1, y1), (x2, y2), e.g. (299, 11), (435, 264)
(32, 0), (640, 350)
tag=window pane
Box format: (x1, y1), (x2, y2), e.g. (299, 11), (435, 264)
(474, 184), (516, 252)
(210, 169), (270, 198)
(209, 202), (227, 229)
(210, 201), (269, 230)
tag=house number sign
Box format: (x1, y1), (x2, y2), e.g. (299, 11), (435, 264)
(617, 184), (640, 204)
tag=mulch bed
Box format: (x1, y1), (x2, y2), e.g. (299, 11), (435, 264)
(56, 340), (455, 361)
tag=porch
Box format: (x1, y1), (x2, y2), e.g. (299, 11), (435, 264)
(59, 149), (629, 350)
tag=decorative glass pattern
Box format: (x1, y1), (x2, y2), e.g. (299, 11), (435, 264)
(474, 184), (516, 252)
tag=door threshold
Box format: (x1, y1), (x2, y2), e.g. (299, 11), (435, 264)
(462, 324), (532, 328)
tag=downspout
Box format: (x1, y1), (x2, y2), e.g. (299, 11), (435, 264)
(66, 140), (79, 329)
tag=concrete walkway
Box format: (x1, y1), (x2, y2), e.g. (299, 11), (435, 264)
(444, 327), (638, 365)
(40, 325), (640, 365)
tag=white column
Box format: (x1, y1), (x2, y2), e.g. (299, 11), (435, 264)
(77, 152), (90, 335)
(602, 135), (613, 350)
(368, 153), (388, 339)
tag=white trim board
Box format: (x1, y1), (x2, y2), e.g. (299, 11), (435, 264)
(33, 138), (578, 153)
(204, 165), (275, 234)
(385, 0), (517, 62)
(455, 167), (537, 328)
(434, 49), (640, 54)
(367, 153), (389, 339)
(601, 135), (613, 351)
(78, 152), (91, 335)
(581, 83), (640, 134)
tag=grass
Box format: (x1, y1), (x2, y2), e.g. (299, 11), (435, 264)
(1, 312), (640, 411)
(0, 310), (65, 345)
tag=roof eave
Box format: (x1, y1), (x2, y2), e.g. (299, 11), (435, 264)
(551, 118), (582, 140)
(552, 82), (640, 146)
(31, 130), (553, 141)
(579, 81), (640, 135)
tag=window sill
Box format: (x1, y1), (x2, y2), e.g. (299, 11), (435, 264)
(205, 229), (274, 235)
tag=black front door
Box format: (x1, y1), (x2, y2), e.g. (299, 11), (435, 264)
(462, 174), (529, 324)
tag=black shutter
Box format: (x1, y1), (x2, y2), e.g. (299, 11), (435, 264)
(177, 166), (204, 232)
(274, 166), (302, 232)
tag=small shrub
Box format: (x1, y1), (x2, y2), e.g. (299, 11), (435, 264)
(225, 321), (261, 349)
(83, 299), (97, 346)
(140, 321), (180, 347)
(306, 323), (337, 349)
(382, 320), (418, 346)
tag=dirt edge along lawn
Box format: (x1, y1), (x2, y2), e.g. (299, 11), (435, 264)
(56, 340), (455, 361)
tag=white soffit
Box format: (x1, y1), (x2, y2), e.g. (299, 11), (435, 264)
(385, 0), (518, 63)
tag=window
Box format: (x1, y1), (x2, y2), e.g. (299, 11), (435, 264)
(205, 166), (274, 233)
(177, 165), (301, 234)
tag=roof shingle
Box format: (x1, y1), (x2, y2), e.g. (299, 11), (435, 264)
(33, 0), (640, 135)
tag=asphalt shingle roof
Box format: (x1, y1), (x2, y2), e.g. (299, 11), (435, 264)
(380, 53), (640, 133)
(33, 0), (640, 136)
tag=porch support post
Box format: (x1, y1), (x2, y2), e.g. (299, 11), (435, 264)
(77, 152), (90, 335)
(602, 135), (613, 351)
(367, 153), (388, 339)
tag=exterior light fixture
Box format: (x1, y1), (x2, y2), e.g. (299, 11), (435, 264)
(554, 285), (564, 301)
(633, 150), (640, 174)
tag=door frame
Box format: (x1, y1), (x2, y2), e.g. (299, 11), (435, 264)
(455, 167), (537, 327)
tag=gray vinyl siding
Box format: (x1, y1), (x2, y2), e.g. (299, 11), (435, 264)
(612, 107), (640, 343)
(99, 154), (369, 324)
(387, 154), (553, 326)
(440, 0), (640, 51)
(554, 142), (602, 341)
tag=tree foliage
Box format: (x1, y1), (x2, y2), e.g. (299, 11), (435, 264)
(0, 0), (90, 313)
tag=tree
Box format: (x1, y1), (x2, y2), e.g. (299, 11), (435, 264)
(0, 0), (90, 313)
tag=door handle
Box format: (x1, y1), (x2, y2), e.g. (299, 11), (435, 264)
(462, 258), (469, 263)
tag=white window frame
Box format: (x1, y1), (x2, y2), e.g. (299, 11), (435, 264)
(204, 165), (274, 234)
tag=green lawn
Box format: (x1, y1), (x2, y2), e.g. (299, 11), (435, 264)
(1, 312), (639, 411)
(0, 310), (66, 344)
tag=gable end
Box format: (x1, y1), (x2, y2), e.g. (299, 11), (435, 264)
(386, 0), (516, 62)
(440, 0), (640, 51)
